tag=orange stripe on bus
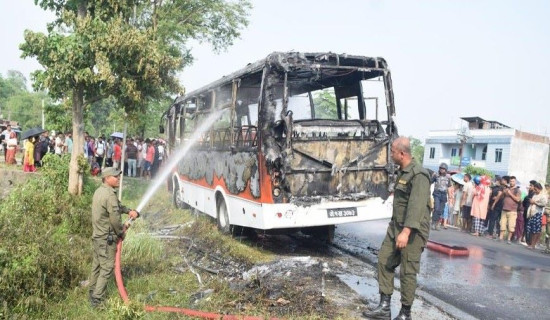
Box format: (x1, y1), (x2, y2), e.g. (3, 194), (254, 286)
(178, 153), (274, 204)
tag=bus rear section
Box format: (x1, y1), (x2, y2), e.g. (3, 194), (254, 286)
(165, 52), (398, 240)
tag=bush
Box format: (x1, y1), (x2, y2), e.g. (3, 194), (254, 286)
(0, 154), (96, 314)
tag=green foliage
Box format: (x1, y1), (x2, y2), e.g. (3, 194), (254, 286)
(22, 0), (251, 113)
(313, 90), (338, 119)
(409, 136), (424, 164)
(106, 299), (146, 320)
(0, 155), (96, 314)
(0, 71), (55, 129)
(21, 0), (251, 193)
(463, 164), (495, 179)
(121, 221), (164, 272)
(45, 99), (73, 133)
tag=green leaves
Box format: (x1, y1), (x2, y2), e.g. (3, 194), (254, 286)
(23, 0), (251, 110)
(0, 155), (95, 312)
(409, 136), (425, 164)
(22, 0), (251, 194)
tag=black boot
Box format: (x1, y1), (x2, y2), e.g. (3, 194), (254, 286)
(362, 293), (391, 319)
(393, 305), (412, 320)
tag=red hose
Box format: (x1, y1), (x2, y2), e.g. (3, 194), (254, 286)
(426, 240), (469, 257)
(115, 239), (277, 319)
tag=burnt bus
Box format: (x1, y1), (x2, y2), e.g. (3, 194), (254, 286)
(164, 52), (398, 241)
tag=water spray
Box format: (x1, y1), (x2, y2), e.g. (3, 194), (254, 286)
(113, 109), (282, 318)
(135, 109), (227, 213)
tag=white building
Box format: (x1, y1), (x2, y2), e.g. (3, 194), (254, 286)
(423, 117), (549, 184)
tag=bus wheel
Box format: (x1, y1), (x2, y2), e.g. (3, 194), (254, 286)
(302, 225), (335, 244)
(216, 198), (231, 234)
(326, 225), (335, 244)
(172, 181), (188, 209)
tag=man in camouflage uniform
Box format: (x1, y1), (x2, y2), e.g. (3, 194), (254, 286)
(363, 137), (431, 320)
(88, 167), (139, 307)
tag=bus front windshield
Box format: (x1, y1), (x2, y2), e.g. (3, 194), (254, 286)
(273, 75), (388, 124)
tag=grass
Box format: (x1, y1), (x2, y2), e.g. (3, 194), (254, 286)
(35, 178), (279, 319)
(14, 174), (352, 319)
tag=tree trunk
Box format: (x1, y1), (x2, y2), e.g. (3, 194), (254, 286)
(68, 1), (88, 195)
(68, 86), (85, 195)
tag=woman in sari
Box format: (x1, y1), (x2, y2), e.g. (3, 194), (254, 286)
(526, 183), (548, 250)
(23, 137), (36, 172)
(5, 131), (17, 165)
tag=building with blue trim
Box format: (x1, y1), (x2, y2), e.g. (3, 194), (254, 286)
(423, 117), (549, 184)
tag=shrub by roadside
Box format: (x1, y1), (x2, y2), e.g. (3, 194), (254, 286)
(0, 154), (95, 315)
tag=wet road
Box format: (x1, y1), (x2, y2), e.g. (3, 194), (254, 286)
(335, 219), (550, 320)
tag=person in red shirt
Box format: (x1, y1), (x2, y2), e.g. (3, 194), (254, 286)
(144, 139), (155, 180)
(112, 139), (122, 170)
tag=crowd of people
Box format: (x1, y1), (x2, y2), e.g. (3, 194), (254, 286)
(1, 127), (166, 180)
(431, 163), (550, 253)
(78, 132), (167, 180)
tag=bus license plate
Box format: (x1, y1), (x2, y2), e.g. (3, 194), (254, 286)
(327, 207), (357, 218)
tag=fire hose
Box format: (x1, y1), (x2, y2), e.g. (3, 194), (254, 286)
(114, 219), (277, 320)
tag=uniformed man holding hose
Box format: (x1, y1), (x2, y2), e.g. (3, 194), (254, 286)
(363, 137), (431, 320)
(88, 167), (139, 308)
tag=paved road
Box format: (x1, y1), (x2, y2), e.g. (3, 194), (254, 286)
(335, 219), (550, 320)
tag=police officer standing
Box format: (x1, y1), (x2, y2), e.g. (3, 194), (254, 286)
(431, 163), (451, 230)
(363, 137), (431, 320)
(89, 167), (139, 307)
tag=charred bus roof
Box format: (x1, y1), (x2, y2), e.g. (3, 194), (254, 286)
(175, 51), (392, 106)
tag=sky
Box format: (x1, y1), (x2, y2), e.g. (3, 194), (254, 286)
(1, 0), (549, 140)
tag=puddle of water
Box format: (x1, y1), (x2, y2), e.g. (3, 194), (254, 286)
(337, 274), (400, 317)
(420, 245), (550, 289)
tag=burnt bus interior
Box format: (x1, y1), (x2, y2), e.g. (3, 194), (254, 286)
(165, 52), (397, 204)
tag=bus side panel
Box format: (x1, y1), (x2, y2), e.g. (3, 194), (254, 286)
(180, 179), (217, 219)
(177, 150), (261, 200)
(224, 194), (265, 229)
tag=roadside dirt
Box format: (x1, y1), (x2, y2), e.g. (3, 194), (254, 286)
(141, 209), (455, 320)
(143, 209), (369, 319)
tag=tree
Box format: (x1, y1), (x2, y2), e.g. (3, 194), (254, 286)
(45, 99), (73, 133)
(21, 0), (251, 195)
(0, 71), (53, 129)
(313, 90), (338, 119)
(409, 136), (424, 165)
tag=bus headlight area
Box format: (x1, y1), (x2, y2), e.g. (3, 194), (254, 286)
(265, 196), (393, 229)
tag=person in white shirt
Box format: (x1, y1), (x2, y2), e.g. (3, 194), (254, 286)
(1, 125), (13, 161)
(141, 140), (148, 177)
(54, 133), (65, 156)
(95, 136), (106, 167)
(460, 174), (475, 232)
(157, 142), (165, 167)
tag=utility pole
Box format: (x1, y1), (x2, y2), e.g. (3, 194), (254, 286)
(457, 127), (472, 171)
(42, 99), (45, 128)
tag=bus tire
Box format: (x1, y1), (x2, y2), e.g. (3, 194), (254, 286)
(172, 180), (189, 209)
(326, 225), (335, 244)
(216, 197), (231, 234)
(302, 225), (335, 244)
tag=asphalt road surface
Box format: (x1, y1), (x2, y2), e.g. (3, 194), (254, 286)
(335, 219), (550, 320)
